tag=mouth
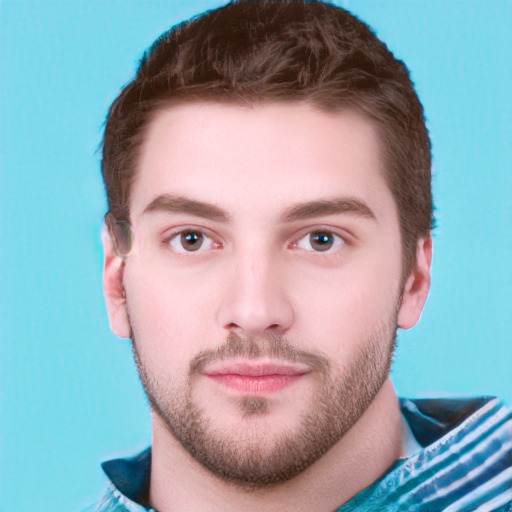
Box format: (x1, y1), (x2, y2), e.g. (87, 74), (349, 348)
(204, 360), (310, 395)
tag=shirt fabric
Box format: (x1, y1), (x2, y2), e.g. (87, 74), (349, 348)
(84, 397), (512, 512)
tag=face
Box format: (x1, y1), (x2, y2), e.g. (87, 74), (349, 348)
(104, 102), (430, 487)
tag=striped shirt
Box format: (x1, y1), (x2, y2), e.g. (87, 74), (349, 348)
(85, 397), (512, 512)
(340, 397), (512, 511)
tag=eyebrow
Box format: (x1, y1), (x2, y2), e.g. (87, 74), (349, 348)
(142, 194), (230, 222)
(141, 194), (376, 224)
(280, 197), (376, 223)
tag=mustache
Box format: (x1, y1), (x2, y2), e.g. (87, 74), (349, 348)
(189, 333), (329, 375)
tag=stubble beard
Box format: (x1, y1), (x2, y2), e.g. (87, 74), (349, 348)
(131, 320), (397, 489)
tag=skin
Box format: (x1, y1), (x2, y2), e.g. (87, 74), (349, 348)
(103, 102), (432, 512)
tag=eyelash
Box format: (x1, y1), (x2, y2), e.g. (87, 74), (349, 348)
(163, 228), (222, 254)
(162, 227), (349, 255)
(291, 230), (347, 253)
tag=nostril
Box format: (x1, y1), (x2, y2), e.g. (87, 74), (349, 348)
(224, 322), (284, 337)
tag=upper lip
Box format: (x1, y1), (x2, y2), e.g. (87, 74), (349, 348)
(204, 360), (310, 377)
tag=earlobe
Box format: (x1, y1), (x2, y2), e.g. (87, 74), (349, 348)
(397, 235), (433, 330)
(102, 225), (131, 339)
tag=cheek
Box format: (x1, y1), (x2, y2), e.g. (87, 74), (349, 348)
(123, 261), (221, 366)
(291, 262), (400, 355)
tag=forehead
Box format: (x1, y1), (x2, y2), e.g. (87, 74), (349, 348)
(131, 102), (396, 225)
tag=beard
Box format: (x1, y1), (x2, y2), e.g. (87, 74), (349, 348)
(131, 319), (397, 489)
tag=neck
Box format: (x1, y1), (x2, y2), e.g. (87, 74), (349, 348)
(149, 378), (402, 512)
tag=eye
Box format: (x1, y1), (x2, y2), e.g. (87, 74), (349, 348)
(294, 230), (345, 252)
(167, 229), (218, 253)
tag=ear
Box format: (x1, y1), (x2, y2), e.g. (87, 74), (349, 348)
(397, 235), (433, 330)
(102, 225), (131, 338)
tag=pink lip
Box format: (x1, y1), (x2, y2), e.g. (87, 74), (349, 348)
(205, 361), (309, 395)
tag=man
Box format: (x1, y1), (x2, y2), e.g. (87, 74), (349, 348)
(88, 1), (512, 511)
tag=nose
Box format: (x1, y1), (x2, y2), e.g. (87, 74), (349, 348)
(216, 246), (294, 337)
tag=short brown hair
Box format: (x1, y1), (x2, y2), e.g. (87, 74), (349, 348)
(102, 0), (433, 276)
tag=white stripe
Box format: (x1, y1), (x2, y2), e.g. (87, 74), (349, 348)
(473, 488), (512, 512)
(442, 467), (512, 512)
(400, 402), (509, 482)
(416, 427), (512, 502)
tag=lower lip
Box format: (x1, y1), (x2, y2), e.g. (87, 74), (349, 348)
(207, 374), (303, 394)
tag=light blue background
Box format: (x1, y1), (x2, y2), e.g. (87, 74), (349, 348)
(1, 1), (511, 510)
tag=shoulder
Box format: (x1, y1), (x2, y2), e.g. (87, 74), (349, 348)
(342, 397), (512, 511)
(81, 484), (151, 512)
(399, 396), (512, 510)
(82, 447), (153, 512)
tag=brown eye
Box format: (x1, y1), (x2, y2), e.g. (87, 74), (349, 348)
(294, 229), (345, 253)
(180, 230), (204, 251)
(309, 231), (335, 251)
(167, 229), (218, 254)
